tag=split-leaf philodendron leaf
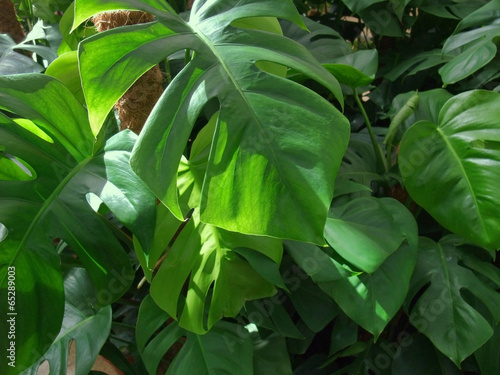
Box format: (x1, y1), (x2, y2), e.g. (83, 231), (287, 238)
(75, 0), (350, 245)
(406, 236), (500, 366)
(0, 74), (155, 373)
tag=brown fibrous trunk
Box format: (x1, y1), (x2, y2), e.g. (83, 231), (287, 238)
(92, 11), (164, 134)
(0, 0), (26, 44)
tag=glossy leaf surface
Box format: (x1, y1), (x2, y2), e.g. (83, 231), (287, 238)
(399, 90), (500, 250)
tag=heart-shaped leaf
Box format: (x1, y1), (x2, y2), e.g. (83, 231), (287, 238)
(399, 90), (500, 251)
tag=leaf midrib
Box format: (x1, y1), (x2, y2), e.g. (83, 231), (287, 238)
(436, 126), (488, 241)
(8, 157), (92, 270)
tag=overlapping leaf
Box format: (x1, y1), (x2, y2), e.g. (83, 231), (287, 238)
(405, 237), (500, 365)
(439, 0), (500, 85)
(0, 74), (155, 373)
(137, 295), (255, 375)
(387, 89), (453, 146)
(325, 197), (414, 273)
(399, 90), (500, 250)
(75, 0), (349, 244)
(288, 197), (418, 338)
(134, 118), (284, 334)
(149, 207), (282, 334)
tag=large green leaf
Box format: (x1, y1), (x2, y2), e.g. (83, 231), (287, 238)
(131, 111), (286, 333)
(136, 295), (255, 375)
(21, 268), (111, 375)
(0, 74), (155, 373)
(405, 236), (500, 366)
(399, 90), (500, 251)
(135, 123), (283, 334)
(76, 0), (349, 244)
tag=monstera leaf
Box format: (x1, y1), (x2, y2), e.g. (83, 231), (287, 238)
(405, 236), (500, 366)
(74, 0), (350, 244)
(21, 268), (111, 375)
(399, 90), (500, 251)
(0, 74), (155, 374)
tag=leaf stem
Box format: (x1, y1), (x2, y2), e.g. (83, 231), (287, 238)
(112, 321), (136, 329)
(353, 89), (387, 173)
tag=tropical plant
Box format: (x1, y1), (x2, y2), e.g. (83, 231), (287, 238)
(1, 0), (500, 374)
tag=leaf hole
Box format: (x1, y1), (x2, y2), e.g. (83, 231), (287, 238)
(469, 139), (500, 151)
(0, 151), (37, 181)
(36, 359), (50, 375)
(0, 222), (7, 242)
(407, 281), (431, 313)
(460, 288), (494, 324)
(341, 156), (353, 165)
(254, 60), (289, 78)
(86, 193), (104, 213)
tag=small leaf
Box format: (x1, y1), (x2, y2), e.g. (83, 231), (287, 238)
(325, 197), (413, 273)
(324, 50), (378, 89)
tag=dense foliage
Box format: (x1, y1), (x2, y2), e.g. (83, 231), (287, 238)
(1, 0), (500, 374)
